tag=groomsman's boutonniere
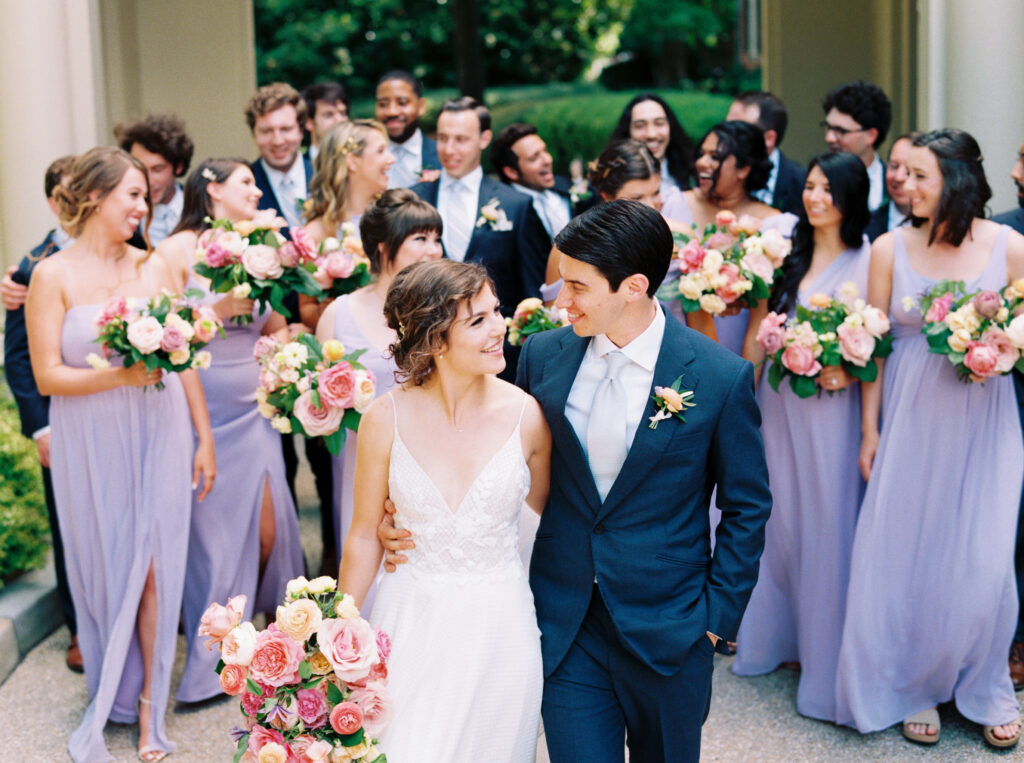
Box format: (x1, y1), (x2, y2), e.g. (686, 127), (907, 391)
(569, 179), (592, 205)
(649, 375), (696, 429)
(417, 167), (441, 183)
(476, 198), (514, 231)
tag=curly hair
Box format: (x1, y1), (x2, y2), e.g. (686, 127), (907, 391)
(305, 119), (388, 236)
(910, 129), (991, 247)
(588, 139), (659, 200)
(699, 121), (773, 199)
(52, 146), (152, 241)
(114, 113), (194, 176)
(360, 188), (442, 275)
(384, 260), (494, 386)
(244, 82), (308, 132)
(171, 158), (250, 236)
(44, 155), (76, 199)
(491, 123), (539, 183)
(822, 80), (892, 148)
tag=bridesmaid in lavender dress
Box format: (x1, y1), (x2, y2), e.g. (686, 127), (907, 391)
(837, 130), (1024, 748)
(732, 152), (871, 721)
(316, 189), (442, 606)
(25, 147), (216, 762)
(156, 158), (305, 703)
(661, 120), (798, 355)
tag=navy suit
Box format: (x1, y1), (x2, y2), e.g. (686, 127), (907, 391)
(4, 231), (75, 634)
(771, 151), (807, 217)
(250, 155), (315, 243)
(517, 317), (771, 761)
(420, 135), (440, 172)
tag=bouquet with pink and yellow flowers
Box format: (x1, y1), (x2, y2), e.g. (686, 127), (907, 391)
(307, 222), (373, 301)
(199, 575), (390, 763)
(757, 282), (893, 398)
(911, 278), (1024, 383)
(194, 213), (322, 325)
(89, 288), (222, 390)
(505, 297), (565, 346)
(658, 210), (792, 316)
(254, 332), (374, 456)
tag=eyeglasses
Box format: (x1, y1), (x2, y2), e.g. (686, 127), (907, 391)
(820, 120), (867, 137)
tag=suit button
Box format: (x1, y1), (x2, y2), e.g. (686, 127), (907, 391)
(594, 524), (605, 535)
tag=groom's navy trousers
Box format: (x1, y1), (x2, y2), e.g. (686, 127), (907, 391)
(518, 317), (771, 763)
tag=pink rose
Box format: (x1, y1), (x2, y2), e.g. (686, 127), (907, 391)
(294, 688), (328, 728)
(714, 210), (736, 227)
(347, 660), (388, 688)
(312, 266), (333, 289)
(756, 311), (787, 354)
(837, 323), (876, 367)
(973, 290), (1003, 320)
(981, 326), (1019, 373)
(243, 244), (284, 280)
(253, 335), (279, 362)
(288, 736), (315, 760)
(714, 263), (744, 303)
(96, 295), (130, 327)
(678, 241), (705, 273)
(323, 251), (355, 280)
(160, 324), (189, 353)
(193, 306), (219, 343)
(276, 241), (300, 268)
(259, 368), (282, 393)
(303, 740), (332, 762)
(352, 370), (377, 414)
(964, 341), (999, 377)
(740, 251), (774, 283)
(730, 214), (761, 236)
(204, 242), (237, 268)
(376, 629), (392, 663)
(317, 362), (356, 409)
(197, 594), (246, 648)
(219, 663), (248, 696)
(126, 315), (164, 354)
(706, 232), (734, 251)
(248, 623), (305, 687)
(293, 390), (344, 437)
(251, 209), (286, 231)
(329, 701), (364, 735)
(247, 725), (285, 755)
(290, 226), (318, 264)
(316, 617), (380, 682)
(348, 681), (393, 736)
(924, 292), (953, 323)
(781, 343), (822, 377)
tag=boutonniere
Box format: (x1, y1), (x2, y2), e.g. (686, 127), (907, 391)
(417, 167), (441, 183)
(476, 198), (513, 231)
(648, 375), (696, 429)
(569, 179), (592, 205)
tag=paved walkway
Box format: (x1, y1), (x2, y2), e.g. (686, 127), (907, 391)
(1, 459), (1020, 761)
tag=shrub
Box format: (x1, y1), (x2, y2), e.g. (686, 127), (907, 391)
(0, 395), (49, 589)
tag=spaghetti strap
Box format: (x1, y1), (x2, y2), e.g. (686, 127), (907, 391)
(516, 392), (528, 428)
(388, 392), (399, 434)
(58, 257), (77, 307)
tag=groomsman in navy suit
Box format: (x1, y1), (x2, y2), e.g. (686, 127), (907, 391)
(2, 156), (81, 671)
(410, 97), (549, 379)
(376, 70), (440, 189)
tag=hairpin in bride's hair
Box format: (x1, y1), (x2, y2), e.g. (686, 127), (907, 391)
(201, 167), (217, 182)
(398, 323), (406, 339)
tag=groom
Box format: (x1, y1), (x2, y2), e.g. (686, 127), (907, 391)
(383, 200), (771, 761)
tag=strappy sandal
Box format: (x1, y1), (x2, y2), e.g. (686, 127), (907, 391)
(902, 708), (940, 744)
(137, 697), (168, 762)
(983, 719), (1022, 749)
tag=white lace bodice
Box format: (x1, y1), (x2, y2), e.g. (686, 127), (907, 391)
(387, 395), (531, 583)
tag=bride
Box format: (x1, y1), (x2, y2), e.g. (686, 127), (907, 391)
(337, 259), (551, 762)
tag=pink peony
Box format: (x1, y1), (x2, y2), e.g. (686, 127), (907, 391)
(973, 290), (1003, 320)
(126, 315), (164, 354)
(96, 295), (131, 327)
(678, 241), (705, 273)
(293, 390), (344, 437)
(294, 688), (328, 729)
(964, 341), (999, 377)
(980, 326), (1019, 374)
(248, 623), (305, 687)
(276, 241), (300, 268)
(317, 617), (380, 683)
(290, 226), (319, 264)
(247, 725), (285, 755)
(323, 251), (355, 280)
(241, 682), (273, 717)
(204, 242), (237, 268)
(348, 681), (393, 736)
(714, 263), (745, 303)
(756, 312), (787, 354)
(197, 595), (246, 648)
(924, 292), (953, 323)
(253, 335), (279, 362)
(837, 323), (876, 367)
(317, 362), (356, 409)
(219, 663), (248, 696)
(329, 701), (364, 735)
(781, 343), (822, 377)
(243, 244), (284, 280)
(159, 324), (188, 353)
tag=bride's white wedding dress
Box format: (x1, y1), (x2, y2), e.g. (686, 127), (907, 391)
(370, 393), (543, 763)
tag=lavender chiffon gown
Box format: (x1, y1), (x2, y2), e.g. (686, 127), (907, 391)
(177, 274), (305, 702)
(733, 240), (870, 721)
(51, 284), (191, 761)
(330, 294), (399, 612)
(835, 227), (1022, 731)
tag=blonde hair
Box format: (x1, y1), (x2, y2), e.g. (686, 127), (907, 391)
(305, 119), (388, 236)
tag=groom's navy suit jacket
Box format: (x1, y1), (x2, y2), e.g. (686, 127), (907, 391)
(517, 315), (771, 677)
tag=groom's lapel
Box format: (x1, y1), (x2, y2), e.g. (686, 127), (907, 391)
(597, 318), (699, 521)
(536, 330), (602, 513)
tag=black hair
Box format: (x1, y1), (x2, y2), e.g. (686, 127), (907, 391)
(700, 121), (772, 198)
(554, 199), (671, 298)
(610, 94), (694, 190)
(733, 91), (789, 146)
(376, 70), (423, 98)
(587, 140), (659, 199)
(114, 113), (194, 176)
(171, 158), (250, 236)
(822, 80), (892, 148)
(491, 123), (539, 183)
(302, 82), (350, 117)
(439, 96), (491, 133)
(910, 129), (991, 247)
(771, 152), (870, 312)
(359, 188), (443, 275)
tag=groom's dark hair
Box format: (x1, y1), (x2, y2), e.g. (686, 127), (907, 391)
(554, 199), (672, 297)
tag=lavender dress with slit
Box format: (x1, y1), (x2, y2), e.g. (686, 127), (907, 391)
(733, 240), (870, 721)
(835, 227), (1022, 731)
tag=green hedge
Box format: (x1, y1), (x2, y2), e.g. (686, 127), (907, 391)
(0, 395), (49, 589)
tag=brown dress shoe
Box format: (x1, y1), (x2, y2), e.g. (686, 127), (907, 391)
(1009, 641), (1024, 690)
(66, 635), (84, 673)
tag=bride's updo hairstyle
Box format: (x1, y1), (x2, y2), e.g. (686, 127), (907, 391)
(53, 146), (152, 239)
(306, 118), (388, 234)
(910, 128), (991, 247)
(359, 188), (443, 276)
(384, 260), (494, 386)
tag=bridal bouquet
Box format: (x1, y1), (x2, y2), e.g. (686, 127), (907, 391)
(307, 222), (374, 301)
(194, 212), (322, 324)
(254, 332), (374, 455)
(910, 279), (1024, 382)
(658, 210), (791, 316)
(88, 289), (221, 390)
(199, 576), (391, 763)
(757, 282), (892, 398)
(506, 297), (565, 346)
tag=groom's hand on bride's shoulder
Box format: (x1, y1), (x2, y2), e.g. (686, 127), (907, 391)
(378, 498), (414, 571)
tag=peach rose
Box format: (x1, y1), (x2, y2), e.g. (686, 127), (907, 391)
(781, 343), (822, 376)
(860, 305), (890, 338)
(304, 740), (333, 762)
(981, 326), (1019, 374)
(219, 663), (248, 696)
(248, 623), (305, 687)
(222, 621), (259, 666)
(317, 617), (380, 682)
(257, 741), (287, 763)
(964, 341), (999, 377)
(654, 386), (684, 413)
(275, 598), (323, 643)
(740, 251), (774, 283)
(352, 370), (376, 414)
(197, 595), (247, 648)
(714, 209), (736, 227)
(318, 362), (356, 409)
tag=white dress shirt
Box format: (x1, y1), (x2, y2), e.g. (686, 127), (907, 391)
(437, 166), (483, 262)
(512, 182), (570, 238)
(660, 161), (680, 194)
(148, 184), (183, 246)
(866, 155), (884, 212)
(566, 304), (666, 461)
(388, 128), (424, 189)
(260, 157), (308, 228)
(887, 202), (911, 231)
(753, 148), (781, 206)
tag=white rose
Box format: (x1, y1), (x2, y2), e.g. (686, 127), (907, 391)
(760, 228), (792, 267)
(352, 370), (376, 413)
(700, 249), (723, 276)
(241, 244), (284, 280)
(219, 231), (246, 255)
(279, 368), (300, 385)
(699, 294), (727, 315)
(271, 415), (292, 434)
(286, 576), (310, 599)
(1005, 314), (1024, 349)
(126, 315), (164, 354)
(946, 303), (981, 333)
(996, 306), (1010, 324)
(85, 352), (110, 369)
(335, 594), (360, 619)
(168, 349), (190, 366)
(306, 575), (336, 594)
(232, 283), (252, 299)
(320, 236), (341, 253)
(221, 622), (258, 666)
(678, 276), (703, 301)
(340, 221), (357, 237)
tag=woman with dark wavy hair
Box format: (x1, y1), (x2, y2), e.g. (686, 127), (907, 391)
(610, 93), (694, 192)
(732, 151), (871, 722)
(837, 128), (1024, 748)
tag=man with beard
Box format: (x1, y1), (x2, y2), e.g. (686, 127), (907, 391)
(993, 143), (1024, 234)
(376, 70), (440, 188)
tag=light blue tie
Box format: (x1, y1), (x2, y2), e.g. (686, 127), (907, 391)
(586, 350), (632, 502)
